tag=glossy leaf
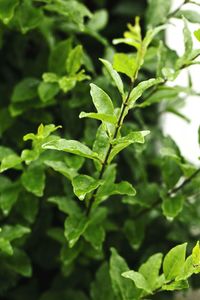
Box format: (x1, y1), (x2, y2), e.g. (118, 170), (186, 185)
(79, 112), (117, 124)
(21, 164), (45, 197)
(163, 243), (187, 280)
(72, 174), (103, 200)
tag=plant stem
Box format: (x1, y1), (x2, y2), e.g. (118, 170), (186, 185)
(135, 167), (200, 219)
(86, 80), (135, 216)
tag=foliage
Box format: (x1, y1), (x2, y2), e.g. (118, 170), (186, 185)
(0, 0), (200, 299)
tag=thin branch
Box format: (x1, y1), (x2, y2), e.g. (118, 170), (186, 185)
(86, 80), (135, 216)
(135, 167), (200, 219)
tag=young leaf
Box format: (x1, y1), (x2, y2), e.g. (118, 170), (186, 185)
(90, 83), (114, 115)
(113, 53), (136, 80)
(194, 28), (200, 41)
(21, 164), (45, 197)
(161, 195), (184, 219)
(42, 138), (100, 161)
(122, 271), (151, 293)
(109, 248), (139, 300)
(139, 253), (163, 291)
(163, 243), (187, 281)
(128, 78), (164, 107)
(99, 58), (124, 96)
(66, 45), (83, 75)
(0, 0), (19, 24)
(109, 131), (150, 162)
(72, 175), (103, 200)
(0, 154), (22, 172)
(192, 241), (200, 267)
(79, 112), (117, 124)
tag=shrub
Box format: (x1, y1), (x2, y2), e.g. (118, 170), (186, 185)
(0, 0), (200, 299)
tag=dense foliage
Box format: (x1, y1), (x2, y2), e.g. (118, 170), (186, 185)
(0, 0), (200, 299)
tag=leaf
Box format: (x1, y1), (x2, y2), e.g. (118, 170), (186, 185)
(79, 112), (117, 124)
(0, 224), (30, 255)
(109, 248), (139, 300)
(48, 196), (81, 216)
(162, 194), (184, 219)
(66, 45), (83, 75)
(49, 38), (72, 74)
(44, 0), (92, 30)
(58, 77), (76, 93)
(15, 0), (43, 33)
(194, 28), (200, 42)
(175, 10), (200, 24)
(99, 58), (124, 96)
(90, 83), (114, 115)
(0, 176), (21, 215)
(128, 78), (164, 107)
(5, 248), (32, 277)
(44, 160), (77, 180)
(0, 154), (22, 172)
(113, 53), (136, 80)
(109, 131), (150, 162)
(11, 78), (39, 103)
(72, 174), (103, 200)
(122, 271), (151, 293)
(146, 0), (171, 26)
(192, 241), (200, 267)
(42, 138), (99, 161)
(124, 219), (145, 250)
(87, 9), (108, 31)
(0, 0), (19, 24)
(139, 253), (163, 291)
(38, 82), (59, 103)
(163, 243), (187, 281)
(162, 280), (189, 291)
(64, 213), (88, 247)
(91, 263), (115, 300)
(21, 164), (45, 197)
(84, 225), (105, 251)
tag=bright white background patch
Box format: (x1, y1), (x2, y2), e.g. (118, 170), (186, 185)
(163, 0), (200, 164)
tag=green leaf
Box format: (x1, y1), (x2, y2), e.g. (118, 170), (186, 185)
(90, 83), (114, 115)
(194, 28), (200, 42)
(44, 0), (92, 30)
(48, 196), (81, 216)
(129, 78), (164, 107)
(64, 213), (88, 247)
(15, 0), (43, 33)
(38, 81), (59, 103)
(109, 131), (150, 162)
(91, 263), (115, 300)
(0, 154), (22, 172)
(66, 45), (83, 75)
(122, 271), (151, 293)
(0, 224), (30, 255)
(44, 160), (77, 180)
(139, 253), (163, 291)
(162, 280), (189, 291)
(124, 219), (145, 250)
(11, 78), (39, 103)
(162, 195), (184, 219)
(79, 112), (117, 124)
(87, 9), (108, 31)
(113, 53), (136, 80)
(146, 0), (171, 26)
(72, 175), (103, 200)
(5, 248), (32, 277)
(42, 138), (99, 161)
(192, 241), (200, 267)
(0, 176), (21, 215)
(163, 243), (187, 281)
(175, 10), (200, 24)
(0, 0), (19, 24)
(21, 164), (45, 197)
(99, 58), (124, 96)
(49, 38), (72, 74)
(109, 248), (139, 300)
(58, 77), (76, 93)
